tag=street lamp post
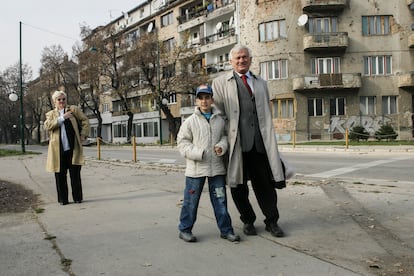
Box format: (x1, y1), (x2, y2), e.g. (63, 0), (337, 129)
(19, 21), (25, 153)
(8, 21), (25, 153)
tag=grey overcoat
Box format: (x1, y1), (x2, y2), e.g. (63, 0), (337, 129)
(212, 71), (285, 187)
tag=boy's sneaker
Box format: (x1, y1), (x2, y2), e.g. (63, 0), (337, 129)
(220, 233), (241, 242)
(179, 232), (197, 242)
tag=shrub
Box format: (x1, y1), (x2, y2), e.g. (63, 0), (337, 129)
(349, 125), (370, 141)
(375, 124), (398, 141)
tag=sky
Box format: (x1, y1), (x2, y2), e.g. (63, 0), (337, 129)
(1, 0), (144, 78)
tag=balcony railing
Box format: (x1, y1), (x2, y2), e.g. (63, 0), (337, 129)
(292, 73), (362, 91)
(303, 32), (348, 52)
(177, 0), (235, 25)
(397, 72), (414, 88)
(201, 28), (235, 45)
(205, 61), (232, 75)
(302, 0), (346, 12)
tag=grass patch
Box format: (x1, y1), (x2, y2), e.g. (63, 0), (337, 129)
(34, 207), (45, 214)
(0, 149), (40, 157)
(289, 140), (414, 146)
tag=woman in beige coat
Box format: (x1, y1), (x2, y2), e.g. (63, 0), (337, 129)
(44, 91), (89, 205)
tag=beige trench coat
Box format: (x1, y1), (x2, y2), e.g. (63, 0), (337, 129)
(44, 105), (90, 173)
(212, 71), (285, 187)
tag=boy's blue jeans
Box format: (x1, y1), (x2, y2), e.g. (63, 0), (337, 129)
(178, 175), (234, 235)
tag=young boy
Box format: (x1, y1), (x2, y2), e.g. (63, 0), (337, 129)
(177, 84), (240, 243)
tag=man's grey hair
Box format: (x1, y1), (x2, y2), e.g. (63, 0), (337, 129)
(51, 90), (67, 102)
(229, 45), (252, 60)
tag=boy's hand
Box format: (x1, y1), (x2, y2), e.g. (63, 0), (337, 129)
(214, 146), (222, 155)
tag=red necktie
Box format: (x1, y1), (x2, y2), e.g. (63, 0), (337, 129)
(241, 75), (252, 96)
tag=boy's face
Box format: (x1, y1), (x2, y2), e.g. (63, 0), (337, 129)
(196, 93), (214, 113)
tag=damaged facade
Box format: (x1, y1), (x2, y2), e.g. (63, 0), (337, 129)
(81, 0), (414, 143)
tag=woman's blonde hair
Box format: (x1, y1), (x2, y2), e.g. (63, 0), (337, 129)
(51, 90), (67, 102)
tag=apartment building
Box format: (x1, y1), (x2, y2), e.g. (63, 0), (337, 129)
(242, 0), (414, 141)
(83, 0), (414, 144)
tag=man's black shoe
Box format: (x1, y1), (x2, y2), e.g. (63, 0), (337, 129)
(243, 223), (257, 235)
(179, 232), (197, 242)
(220, 233), (241, 242)
(265, 223), (284, 237)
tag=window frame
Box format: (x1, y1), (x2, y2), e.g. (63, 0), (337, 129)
(308, 98), (323, 117)
(360, 96), (376, 115)
(273, 98), (294, 118)
(362, 15), (391, 36)
(260, 59), (288, 80)
(161, 11), (174, 27)
(382, 96), (397, 115)
(363, 55), (392, 76)
(259, 19), (287, 42)
(329, 97), (345, 116)
(311, 57), (341, 74)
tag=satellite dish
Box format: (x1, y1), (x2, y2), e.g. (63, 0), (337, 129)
(229, 16), (234, 27)
(147, 22), (153, 33)
(123, 12), (129, 20)
(297, 14), (308, 26)
(215, 22), (222, 31)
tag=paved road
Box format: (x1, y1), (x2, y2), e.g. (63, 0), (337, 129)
(0, 145), (413, 275)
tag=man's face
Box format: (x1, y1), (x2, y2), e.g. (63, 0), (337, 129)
(229, 49), (252, 74)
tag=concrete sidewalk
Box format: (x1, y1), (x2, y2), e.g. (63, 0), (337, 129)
(1, 152), (413, 275)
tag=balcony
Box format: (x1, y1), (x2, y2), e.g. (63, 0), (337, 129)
(177, 1), (235, 32)
(302, 0), (346, 12)
(292, 73), (362, 91)
(409, 33), (414, 48)
(205, 61), (232, 75)
(397, 72), (414, 88)
(303, 32), (348, 52)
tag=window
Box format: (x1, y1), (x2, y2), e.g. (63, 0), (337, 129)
(162, 64), (175, 79)
(360, 96), (376, 115)
(161, 12), (174, 27)
(308, 98), (323, 116)
(143, 122), (158, 137)
(89, 126), (97, 138)
(273, 99), (294, 118)
(259, 19), (287, 42)
(330, 97), (345, 116)
(260, 60), (288, 80)
(382, 96), (397, 114)
(363, 56), (392, 76)
(114, 123), (127, 138)
(311, 57), (341, 74)
(133, 123), (142, 137)
(308, 17), (337, 33)
(166, 92), (177, 104)
(362, 15), (391, 36)
(102, 103), (110, 113)
(163, 38), (175, 52)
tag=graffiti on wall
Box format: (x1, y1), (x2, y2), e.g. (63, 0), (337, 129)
(329, 115), (391, 135)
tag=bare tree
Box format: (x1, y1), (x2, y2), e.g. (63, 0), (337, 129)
(121, 31), (208, 141)
(0, 63), (32, 144)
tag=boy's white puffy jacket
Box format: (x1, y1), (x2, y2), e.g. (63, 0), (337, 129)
(177, 106), (228, 178)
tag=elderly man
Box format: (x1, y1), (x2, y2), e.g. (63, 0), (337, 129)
(212, 45), (286, 237)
